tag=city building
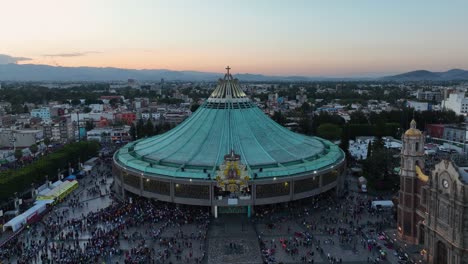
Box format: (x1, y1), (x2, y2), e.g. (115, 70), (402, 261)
(416, 90), (442, 102)
(114, 112), (136, 125)
(397, 120), (468, 263)
(0, 129), (43, 148)
(442, 92), (468, 115)
(113, 68), (346, 218)
(42, 119), (74, 143)
(87, 128), (112, 143)
(141, 111), (161, 121)
(443, 124), (468, 144)
(30, 107), (51, 121)
(163, 110), (190, 124)
(0, 114), (15, 128)
(50, 105), (66, 117)
(407, 100), (431, 111)
(426, 124), (445, 139)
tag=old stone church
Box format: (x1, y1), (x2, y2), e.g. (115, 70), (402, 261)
(398, 119), (468, 263)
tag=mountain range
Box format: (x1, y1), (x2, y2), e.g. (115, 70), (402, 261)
(381, 69), (468, 81)
(0, 63), (468, 82)
(0, 64), (327, 82)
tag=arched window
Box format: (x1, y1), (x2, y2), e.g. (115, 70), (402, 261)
(415, 142), (419, 152)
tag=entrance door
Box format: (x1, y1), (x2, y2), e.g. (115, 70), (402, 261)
(418, 225), (425, 245)
(436, 241), (447, 264)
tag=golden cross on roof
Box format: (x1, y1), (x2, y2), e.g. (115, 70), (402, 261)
(226, 66), (231, 75)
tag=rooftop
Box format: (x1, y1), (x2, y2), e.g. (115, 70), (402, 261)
(115, 68), (344, 179)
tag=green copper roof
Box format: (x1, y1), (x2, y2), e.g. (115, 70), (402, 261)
(115, 67), (344, 179)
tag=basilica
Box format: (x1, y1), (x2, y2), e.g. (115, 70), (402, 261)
(398, 120), (468, 263)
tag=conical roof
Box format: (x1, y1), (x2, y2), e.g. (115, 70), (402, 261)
(115, 67), (344, 179)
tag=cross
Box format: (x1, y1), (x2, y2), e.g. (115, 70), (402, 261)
(226, 66), (231, 75)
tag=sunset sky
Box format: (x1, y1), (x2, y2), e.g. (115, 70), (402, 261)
(1, 0), (468, 77)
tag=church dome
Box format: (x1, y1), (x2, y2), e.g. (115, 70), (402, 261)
(115, 67), (344, 179)
(405, 119), (422, 136)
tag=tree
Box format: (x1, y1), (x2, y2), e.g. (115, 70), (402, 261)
(129, 123), (136, 141)
(29, 144), (38, 156)
(190, 103), (200, 113)
(272, 111), (287, 126)
(85, 121), (95, 131)
(374, 119), (387, 138)
(316, 123), (342, 140)
(298, 102), (312, 113)
(71, 99), (81, 106)
(136, 119), (145, 139)
(83, 106), (92, 113)
(372, 137), (385, 151)
(109, 98), (119, 108)
(311, 112), (345, 134)
(298, 114), (313, 135)
(349, 111), (368, 124)
(0, 141), (100, 201)
(339, 125), (350, 157)
(363, 148), (396, 184)
(14, 149), (23, 160)
(23, 105), (29, 113)
(145, 119), (154, 137)
(44, 138), (51, 146)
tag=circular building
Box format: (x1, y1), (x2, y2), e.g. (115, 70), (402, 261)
(113, 67), (346, 217)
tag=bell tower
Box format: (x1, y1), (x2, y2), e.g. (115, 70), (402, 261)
(398, 119), (425, 243)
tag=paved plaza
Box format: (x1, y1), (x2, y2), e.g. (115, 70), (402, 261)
(0, 161), (418, 264)
(207, 215), (262, 264)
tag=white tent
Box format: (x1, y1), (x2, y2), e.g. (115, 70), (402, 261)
(3, 200), (53, 232)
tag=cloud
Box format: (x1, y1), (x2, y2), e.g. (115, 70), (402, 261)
(42, 51), (101, 57)
(0, 54), (32, 64)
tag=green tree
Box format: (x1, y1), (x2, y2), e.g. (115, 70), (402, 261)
(349, 111), (368, 124)
(0, 141), (99, 201)
(14, 149), (23, 160)
(29, 144), (38, 156)
(44, 138), (51, 146)
(317, 123), (342, 140)
(145, 119), (154, 137)
(298, 114), (313, 135)
(71, 99), (81, 106)
(363, 148), (395, 184)
(83, 106), (92, 113)
(374, 119), (386, 138)
(109, 98), (119, 108)
(190, 103), (200, 113)
(272, 111), (287, 126)
(311, 112), (345, 134)
(136, 119), (145, 139)
(298, 102), (312, 113)
(372, 137), (385, 151)
(129, 123), (136, 141)
(339, 125), (350, 157)
(85, 121), (95, 131)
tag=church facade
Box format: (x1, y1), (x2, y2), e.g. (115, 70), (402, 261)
(398, 120), (468, 263)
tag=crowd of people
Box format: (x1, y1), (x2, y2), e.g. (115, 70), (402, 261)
(0, 159), (210, 264)
(254, 188), (396, 264)
(0, 145), (410, 264)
